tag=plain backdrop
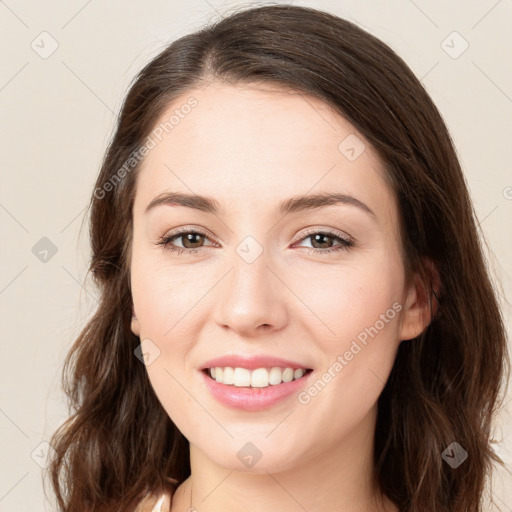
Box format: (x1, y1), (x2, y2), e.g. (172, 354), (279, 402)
(0, 0), (511, 510)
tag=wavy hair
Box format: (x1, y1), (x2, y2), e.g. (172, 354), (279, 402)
(47, 5), (510, 511)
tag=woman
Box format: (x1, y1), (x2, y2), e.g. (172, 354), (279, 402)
(47, 5), (510, 512)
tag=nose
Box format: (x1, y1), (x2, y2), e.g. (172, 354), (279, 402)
(214, 251), (289, 338)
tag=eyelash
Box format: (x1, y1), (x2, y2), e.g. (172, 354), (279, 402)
(156, 227), (354, 256)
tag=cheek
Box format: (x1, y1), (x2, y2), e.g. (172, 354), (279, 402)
(292, 262), (403, 441)
(293, 253), (403, 391)
(291, 250), (404, 344)
(130, 251), (206, 337)
(130, 255), (205, 429)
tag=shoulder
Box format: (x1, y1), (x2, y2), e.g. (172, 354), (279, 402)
(133, 490), (172, 512)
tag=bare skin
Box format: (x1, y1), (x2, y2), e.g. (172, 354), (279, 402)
(130, 81), (429, 512)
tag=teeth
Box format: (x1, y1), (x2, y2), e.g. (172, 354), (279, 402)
(222, 366), (234, 384)
(207, 367), (308, 388)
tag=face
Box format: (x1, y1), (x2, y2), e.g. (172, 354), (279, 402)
(129, 81), (427, 473)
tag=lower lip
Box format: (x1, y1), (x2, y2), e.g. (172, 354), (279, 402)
(200, 369), (314, 411)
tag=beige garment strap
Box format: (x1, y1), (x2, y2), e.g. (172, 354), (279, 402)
(151, 493), (171, 511)
(134, 491), (171, 512)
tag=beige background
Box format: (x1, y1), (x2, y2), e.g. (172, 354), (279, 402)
(0, 0), (511, 510)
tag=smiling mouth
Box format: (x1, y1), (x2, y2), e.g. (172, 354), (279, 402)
(202, 367), (313, 388)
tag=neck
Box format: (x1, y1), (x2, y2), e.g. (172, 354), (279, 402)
(170, 405), (397, 512)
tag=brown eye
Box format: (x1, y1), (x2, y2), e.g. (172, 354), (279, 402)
(309, 233), (337, 249)
(294, 229), (354, 254)
(179, 232), (207, 249)
(156, 228), (215, 255)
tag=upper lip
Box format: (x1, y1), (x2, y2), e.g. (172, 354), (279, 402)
(200, 354), (313, 371)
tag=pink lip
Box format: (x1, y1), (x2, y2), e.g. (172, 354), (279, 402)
(200, 354), (312, 371)
(199, 368), (314, 411)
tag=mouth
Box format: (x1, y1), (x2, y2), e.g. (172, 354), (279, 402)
(202, 367), (314, 389)
(200, 365), (315, 411)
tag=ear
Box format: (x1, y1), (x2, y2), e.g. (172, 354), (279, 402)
(399, 259), (441, 341)
(131, 303), (141, 337)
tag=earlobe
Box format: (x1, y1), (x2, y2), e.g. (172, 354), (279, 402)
(131, 304), (140, 337)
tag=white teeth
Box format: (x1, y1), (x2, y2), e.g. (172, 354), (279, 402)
(233, 367), (251, 387)
(250, 368), (268, 387)
(282, 368), (294, 382)
(207, 367), (308, 388)
(222, 366), (234, 384)
(269, 367), (283, 385)
(294, 368), (305, 380)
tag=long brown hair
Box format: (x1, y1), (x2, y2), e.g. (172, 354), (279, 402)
(46, 5), (510, 511)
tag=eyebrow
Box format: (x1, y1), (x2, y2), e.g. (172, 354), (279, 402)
(144, 191), (376, 219)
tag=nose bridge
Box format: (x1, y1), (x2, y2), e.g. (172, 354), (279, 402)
(214, 235), (288, 335)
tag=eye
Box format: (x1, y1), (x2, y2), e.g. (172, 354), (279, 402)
(156, 227), (215, 256)
(293, 228), (354, 254)
(156, 227), (354, 256)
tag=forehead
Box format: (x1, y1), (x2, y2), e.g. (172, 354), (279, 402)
(133, 81), (395, 223)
